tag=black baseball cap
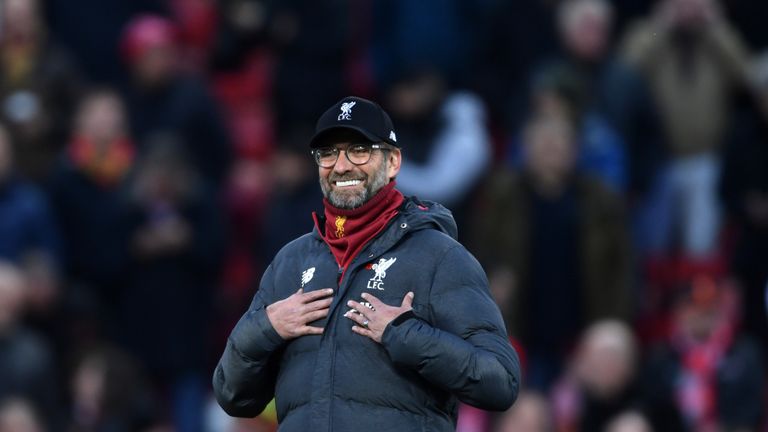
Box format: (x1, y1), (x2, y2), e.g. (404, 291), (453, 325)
(309, 96), (399, 148)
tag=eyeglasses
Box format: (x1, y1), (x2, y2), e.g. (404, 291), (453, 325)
(312, 144), (389, 168)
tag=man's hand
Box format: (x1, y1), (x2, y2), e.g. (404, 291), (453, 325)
(266, 288), (334, 340)
(345, 292), (414, 343)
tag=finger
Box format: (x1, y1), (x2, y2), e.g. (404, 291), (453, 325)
(346, 300), (368, 315)
(299, 325), (324, 336)
(302, 288), (334, 302)
(303, 308), (330, 323)
(351, 325), (376, 340)
(304, 296), (334, 312)
(343, 309), (367, 326)
(360, 292), (385, 309)
(401, 291), (414, 308)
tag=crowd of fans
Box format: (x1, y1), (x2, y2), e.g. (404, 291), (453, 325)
(0, 0), (767, 431)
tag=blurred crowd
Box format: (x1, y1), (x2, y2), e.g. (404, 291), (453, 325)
(0, 0), (767, 431)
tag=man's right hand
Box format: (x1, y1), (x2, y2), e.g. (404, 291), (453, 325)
(266, 288), (334, 340)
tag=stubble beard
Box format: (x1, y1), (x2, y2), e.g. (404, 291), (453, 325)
(320, 159), (389, 210)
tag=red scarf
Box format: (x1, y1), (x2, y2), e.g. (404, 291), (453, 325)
(672, 284), (738, 431)
(313, 182), (404, 273)
(68, 135), (135, 187)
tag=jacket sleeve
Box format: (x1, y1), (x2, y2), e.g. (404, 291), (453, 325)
(213, 264), (286, 417)
(380, 244), (521, 411)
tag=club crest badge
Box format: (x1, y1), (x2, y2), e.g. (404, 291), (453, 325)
(338, 101), (356, 120)
(335, 215), (347, 238)
(366, 257), (397, 290)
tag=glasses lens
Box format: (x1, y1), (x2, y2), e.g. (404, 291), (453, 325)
(346, 145), (373, 165)
(315, 148), (338, 167)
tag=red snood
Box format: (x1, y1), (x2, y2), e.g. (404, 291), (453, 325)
(313, 182), (404, 272)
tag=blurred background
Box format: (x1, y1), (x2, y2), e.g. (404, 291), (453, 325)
(0, 0), (766, 431)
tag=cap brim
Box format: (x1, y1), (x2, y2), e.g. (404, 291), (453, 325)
(309, 125), (383, 148)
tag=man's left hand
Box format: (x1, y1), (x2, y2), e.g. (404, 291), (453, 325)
(345, 291), (414, 343)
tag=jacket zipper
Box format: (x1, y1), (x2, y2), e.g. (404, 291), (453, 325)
(328, 265), (344, 432)
(321, 219), (402, 431)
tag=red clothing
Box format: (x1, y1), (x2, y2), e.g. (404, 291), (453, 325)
(313, 182), (404, 272)
(68, 135), (135, 186)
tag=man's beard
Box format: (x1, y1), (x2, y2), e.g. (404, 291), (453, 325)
(320, 161), (389, 210)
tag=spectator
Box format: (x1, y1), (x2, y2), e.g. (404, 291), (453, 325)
(118, 136), (224, 432)
(641, 277), (764, 431)
(0, 398), (45, 432)
(474, 113), (631, 391)
(508, 64), (628, 193)
(621, 0), (758, 258)
(551, 320), (641, 432)
(69, 345), (162, 432)
(494, 391), (553, 432)
(385, 68), (492, 235)
(0, 0), (82, 182)
(0, 262), (60, 429)
(0, 123), (59, 310)
(553, 0), (661, 196)
(48, 89), (134, 332)
(121, 14), (233, 186)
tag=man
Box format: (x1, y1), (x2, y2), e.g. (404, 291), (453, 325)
(213, 96), (520, 431)
(621, 0), (754, 258)
(474, 113), (630, 391)
(121, 14), (233, 187)
(641, 278), (764, 431)
(0, 262), (60, 429)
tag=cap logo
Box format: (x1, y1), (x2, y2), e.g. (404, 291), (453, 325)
(338, 101), (356, 121)
(389, 131), (397, 142)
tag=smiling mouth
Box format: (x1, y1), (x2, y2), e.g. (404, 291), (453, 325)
(334, 179), (363, 187)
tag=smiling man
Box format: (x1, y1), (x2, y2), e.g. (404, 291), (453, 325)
(213, 96), (520, 432)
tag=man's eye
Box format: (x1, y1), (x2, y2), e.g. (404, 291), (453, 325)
(317, 149), (336, 157)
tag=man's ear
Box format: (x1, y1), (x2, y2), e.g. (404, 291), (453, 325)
(387, 148), (401, 179)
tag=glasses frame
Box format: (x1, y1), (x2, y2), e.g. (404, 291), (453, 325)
(311, 143), (390, 168)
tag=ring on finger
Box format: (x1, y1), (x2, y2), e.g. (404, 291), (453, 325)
(362, 319), (369, 327)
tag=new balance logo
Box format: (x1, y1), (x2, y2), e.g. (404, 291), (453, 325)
(301, 267), (315, 288)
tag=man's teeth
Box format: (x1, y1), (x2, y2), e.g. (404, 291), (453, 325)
(335, 180), (362, 187)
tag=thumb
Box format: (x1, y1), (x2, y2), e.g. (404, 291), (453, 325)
(401, 291), (414, 308)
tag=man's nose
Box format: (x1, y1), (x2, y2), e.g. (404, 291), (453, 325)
(333, 150), (353, 173)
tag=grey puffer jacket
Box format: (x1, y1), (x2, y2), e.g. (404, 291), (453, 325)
(213, 197), (520, 432)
